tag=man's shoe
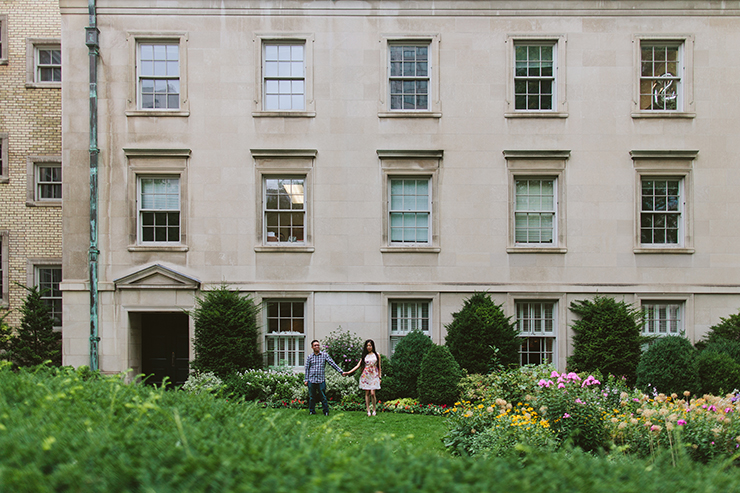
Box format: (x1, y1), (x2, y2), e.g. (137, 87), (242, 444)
(309, 411), (316, 415)
(323, 411), (329, 416)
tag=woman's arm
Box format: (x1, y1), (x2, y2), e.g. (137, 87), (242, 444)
(344, 360), (361, 376)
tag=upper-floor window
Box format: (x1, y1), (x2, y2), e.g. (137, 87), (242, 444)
(37, 46), (61, 83)
(264, 176), (306, 244)
(0, 133), (8, 183)
(515, 178), (556, 245)
(389, 44), (429, 111)
(263, 42), (305, 111)
(640, 43), (681, 111)
(138, 43), (180, 110)
(26, 39), (61, 88)
(138, 176), (180, 244)
(389, 177), (431, 245)
(0, 16), (8, 64)
(640, 178), (682, 246)
(36, 164), (62, 201)
(514, 43), (555, 111)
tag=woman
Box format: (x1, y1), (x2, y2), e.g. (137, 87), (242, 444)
(344, 339), (381, 416)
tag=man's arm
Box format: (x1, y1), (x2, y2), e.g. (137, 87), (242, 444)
(325, 353), (344, 375)
(304, 354), (311, 384)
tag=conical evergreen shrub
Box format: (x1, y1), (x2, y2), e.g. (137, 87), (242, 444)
(445, 292), (519, 374)
(190, 285), (262, 377)
(391, 330), (433, 398)
(9, 285), (61, 367)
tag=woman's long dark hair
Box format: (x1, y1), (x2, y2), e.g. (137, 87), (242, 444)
(359, 339), (377, 371)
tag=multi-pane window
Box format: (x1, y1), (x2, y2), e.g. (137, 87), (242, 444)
(265, 300), (305, 367)
(263, 43), (305, 111)
(642, 303), (681, 336)
(36, 164), (62, 200)
(138, 177), (180, 243)
(390, 300), (430, 351)
(264, 177), (305, 244)
(36, 46), (61, 82)
(389, 178), (430, 244)
(138, 43), (180, 110)
(389, 44), (429, 110)
(640, 43), (681, 111)
(515, 178), (555, 244)
(641, 178), (681, 245)
(517, 301), (556, 366)
(37, 266), (62, 328)
(0, 134), (6, 179)
(514, 43), (555, 110)
(0, 17), (5, 61)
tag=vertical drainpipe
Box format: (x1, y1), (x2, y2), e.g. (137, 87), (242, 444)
(85, 1), (100, 371)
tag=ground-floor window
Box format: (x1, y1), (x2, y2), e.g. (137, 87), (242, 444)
(389, 299), (430, 352)
(642, 302), (682, 336)
(516, 301), (556, 365)
(36, 265), (62, 328)
(264, 299), (305, 367)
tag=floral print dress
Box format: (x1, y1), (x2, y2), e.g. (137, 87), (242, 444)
(359, 352), (381, 390)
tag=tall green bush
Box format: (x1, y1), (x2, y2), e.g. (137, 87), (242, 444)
(567, 296), (643, 385)
(8, 285), (61, 367)
(696, 311), (740, 350)
(418, 344), (462, 405)
(190, 285), (262, 378)
(635, 335), (700, 395)
(376, 354), (402, 401)
(391, 330), (434, 398)
(701, 339), (740, 365)
(444, 292), (519, 374)
(695, 350), (740, 396)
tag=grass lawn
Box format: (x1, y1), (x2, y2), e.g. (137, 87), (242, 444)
(259, 408), (449, 455)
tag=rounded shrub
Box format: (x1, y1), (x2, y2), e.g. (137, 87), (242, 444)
(635, 335), (700, 395)
(445, 292), (519, 375)
(696, 350), (740, 396)
(701, 339), (740, 366)
(391, 330), (434, 399)
(567, 296), (643, 385)
(321, 326), (363, 371)
(417, 344), (462, 405)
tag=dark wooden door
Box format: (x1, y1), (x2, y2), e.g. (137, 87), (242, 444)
(141, 312), (190, 387)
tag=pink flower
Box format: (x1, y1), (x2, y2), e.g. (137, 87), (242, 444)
(551, 370), (560, 378)
(677, 419), (687, 426)
(725, 407), (732, 413)
(563, 413), (571, 418)
(558, 383), (565, 389)
(575, 398), (584, 405)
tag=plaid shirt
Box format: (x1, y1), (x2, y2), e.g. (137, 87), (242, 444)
(304, 351), (343, 384)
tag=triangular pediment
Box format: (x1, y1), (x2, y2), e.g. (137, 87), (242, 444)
(114, 264), (200, 290)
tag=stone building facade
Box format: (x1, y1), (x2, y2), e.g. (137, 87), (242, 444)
(0, 1), (63, 331)
(59, 1), (740, 382)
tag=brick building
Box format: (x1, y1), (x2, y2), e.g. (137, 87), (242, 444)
(0, 1), (63, 332)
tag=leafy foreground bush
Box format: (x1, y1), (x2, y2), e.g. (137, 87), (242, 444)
(2, 363), (740, 493)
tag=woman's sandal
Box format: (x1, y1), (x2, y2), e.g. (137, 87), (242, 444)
(367, 410), (371, 416)
(372, 410), (376, 416)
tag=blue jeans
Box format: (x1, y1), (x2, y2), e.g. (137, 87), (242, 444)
(308, 381), (328, 413)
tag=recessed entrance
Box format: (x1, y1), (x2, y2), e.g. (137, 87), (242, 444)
(140, 312), (190, 386)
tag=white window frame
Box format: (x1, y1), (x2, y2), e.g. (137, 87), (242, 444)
(388, 176), (432, 246)
(26, 156), (62, 207)
(25, 39), (61, 88)
(631, 150), (696, 254)
(506, 35), (567, 118)
(263, 175), (307, 245)
(126, 32), (189, 117)
(379, 34), (441, 118)
(514, 177), (557, 246)
(35, 265), (62, 330)
(379, 150), (442, 253)
(388, 298), (432, 353)
(251, 149), (315, 252)
(137, 176), (181, 245)
(0, 133), (8, 183)
(261, 295), (311, 368)
(505, 150), (569, 253)
(124, 148), (190, 252)
(0, 231), (8, 307)
(632, 35), (695, 118)
(253, 33), (315, 117)
(0, 15), (8, 65)
(636, 294), (694, 341)
(516, 300), (557, 366)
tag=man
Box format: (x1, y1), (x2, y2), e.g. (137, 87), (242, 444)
(304, 339), (344, 415)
